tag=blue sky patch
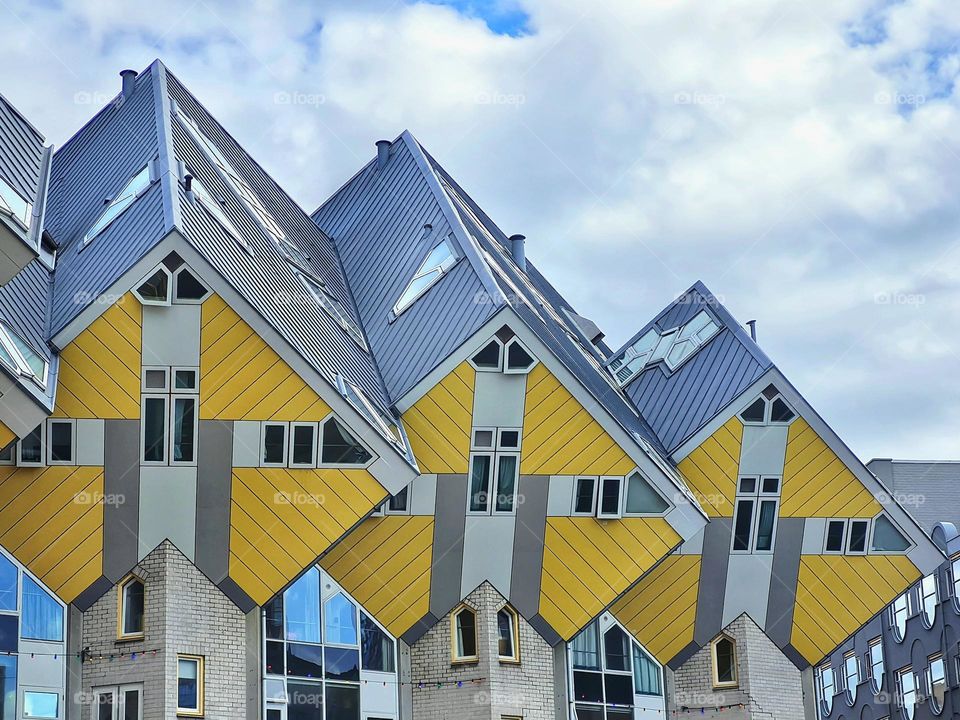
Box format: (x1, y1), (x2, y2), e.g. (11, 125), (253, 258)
(416, 0), (530, 36)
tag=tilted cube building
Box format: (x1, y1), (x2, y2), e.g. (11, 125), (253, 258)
(0, 61), (943, 720)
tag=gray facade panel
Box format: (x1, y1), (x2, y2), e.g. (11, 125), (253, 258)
(429, 474), (467, 619)
(0, 94), (44, 201)
(102, 419), (141, 583)
(766, 517), (804, 648)
(195, 420), (234, 584)
(693, 521), (733, 646)
(510, 474), (548, 619)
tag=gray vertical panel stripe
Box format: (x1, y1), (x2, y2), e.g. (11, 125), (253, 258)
(766, 517), (804, 648)
(510, 474), (548, 619)
(428, 474), (467, 619)
(692, 520), (733, 646)
(195, 420), (234, 584)
(102, 419), (141, 582)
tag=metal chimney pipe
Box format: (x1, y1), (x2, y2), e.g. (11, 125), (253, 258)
(509, 234), (526, 271)
(746, 320), (757, 341)
(120, 69), (137, 100)
(376, 140), (391, 170)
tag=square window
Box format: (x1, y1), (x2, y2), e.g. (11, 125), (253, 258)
(173, 369), (197, 391)
(143, 368), (168, 390)
(472, 429), (494, 449)
(498, 429), (520, 449)
(760, 477), (779, 494)
(738, 477), (757, 494)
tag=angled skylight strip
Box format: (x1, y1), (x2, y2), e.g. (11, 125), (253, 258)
(83, 165), (151, 245)
(0, 176), (32, 229)
(0, 323), (47, 387)
(337, 375), (407, 452)
(189, 173), (246, 248)
(176, 110), (307, 263)
(393, 237), (457, 315)
(298, 273), (368, 351)
(609, 310), (720, 385)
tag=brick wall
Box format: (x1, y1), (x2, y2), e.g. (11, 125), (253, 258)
(411, 582), (555, 720)
(671, 614), (804, 720)
(78, 541), (247, 719)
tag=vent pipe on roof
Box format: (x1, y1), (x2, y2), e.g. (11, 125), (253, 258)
(184, 174), (195, 204)
(120, 69), (137, 100)
(509, 234), (526, 272)
(746, 319), (757, 341)
(376, 140), (391, 171)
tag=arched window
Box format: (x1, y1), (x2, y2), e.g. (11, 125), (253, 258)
(710, 635), (738, 688)
(497, 606), (520, 663)
(451, 605), (478, 663)
(117, 575), (145, 639)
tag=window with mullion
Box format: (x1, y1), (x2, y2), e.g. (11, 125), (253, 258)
(731, 476), (781, 553)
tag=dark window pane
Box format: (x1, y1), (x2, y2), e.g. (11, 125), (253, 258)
(849, 521), (868, 553)
(0, 656), (14, 720)
(0, 615), (16, 653)
(121, 579), (144, 635)
(325, 684), (360, 720)
(506, 341), (534, 370)
(387, 487), (407, 513)
(497, 609), (514, 658)
(472, 340), (501, 369)
(325, 647), (359, 681)
(177, 659), (199, 710)
(740, 398), (766, 423)
(573, 671), (604, 703)
(137, 269), (168, 301)
(604, 673), (633, 705)
(604, 626), (630, 672)
(574, 478), (595, 514)
(321, 419), (372, 465)
(267, 711), (282, 720)
(50, 422), (72, 462)
(469, 455), (491, 512)
(361, 612), (395, 672)
(755, 500), (777, 551)
(574, 705), (604, 720)
(456, 609), (477, 658)
(263, 425), (286, 464)
(825, 521), (845, 552)
(20, 425), (42, 464)
(600, 477), (622, 515)
(176, 269), (208, 300)
(761, 477), (779, 494)
(174, 369), (196, 389)
(287, 681), (323, 720)
(172, 397), (196, 462)
(495, 455), (517, 513)
(143, 398), (166, 462)
(571, 623), (600, 669)
(292, 425), (315, 465)
(770, 398), (795, 422)
(265, 595), (284, 639)
(287, 643), (323, 678)
(265, 640), (284, 675)
(144, 369), (166, 389)
(96, 692), (113, 720)
(499, 430), (520, 448)
(123, 689), (139, 720)
(738, 477), (756, 494)
(732, 500), (754, 551)
(715, 639), (735, 683)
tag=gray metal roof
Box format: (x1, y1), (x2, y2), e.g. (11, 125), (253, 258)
(311, 133), (500, 401)
(616, 282), (772, 453)
(0, 93), (45, 204)
(867, 459), (960, 535)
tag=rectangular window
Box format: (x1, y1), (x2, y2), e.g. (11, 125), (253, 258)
(825, 519), (847, 553)
(468, 427), (521, 515)
(731, 476), (781, 553)
(289, 423), (317, 467)
(869, 638), (885, 693)
(573, 477), (597, 515)
(0, 443), (13, 465)
(177, 655), (204, 716)
(494, 454), (518, 514)
(732, 498), (755, 552)
(142, 367), (198, 466)
(927, 655), (945, 714)
(386, 486), (409, 514)
(754, 499), (778, 551)
(469, 454), (492, 513)
(897, 667), (916, 720)
(142, 396), (167, 463)
(844, 652), (859, 698)
(17, 425), (43, 467)
(47, 419), (75, 465)
(848, 520), (869, 554)
(23, 691), (58, 719)
(262, 423), (288, 466)
(953, 559), (960, 611)
(597, 476), (623, 519)
(171, 396), (197, 464)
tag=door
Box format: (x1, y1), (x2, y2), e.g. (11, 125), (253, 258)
(92, 684), (142, 720)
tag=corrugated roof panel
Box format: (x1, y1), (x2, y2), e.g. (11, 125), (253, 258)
(0, 94), (45, 202)
(312, 137), (496, 401)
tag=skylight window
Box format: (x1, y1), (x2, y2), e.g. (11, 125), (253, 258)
(0, 324), (47, 387)
(0, 176), (32, 229)
(608, 310), (720, 385)
(298, 273), (367, 350)
(188, 173), (245, 248)
(394, 237), (457, 315)
(84, 165), (151, 245)
(338, 375), (406, 452)
(176, 110), (308, 264)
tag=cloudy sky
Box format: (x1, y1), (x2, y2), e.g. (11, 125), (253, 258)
(2, 0), (958, 462)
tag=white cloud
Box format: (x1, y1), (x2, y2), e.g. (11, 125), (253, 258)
(1, 0), (958, 460)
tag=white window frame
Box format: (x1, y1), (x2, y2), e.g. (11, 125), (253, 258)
(299, 273), (368, 351)
(142, 366), (170, 392)
(952, 559), (960, 614)
(17, 423), (45, 468)
(492, 451), (520, 516)
(572, 476), (598, 516)
(468, 338), (504, 372)
(90, 684), (143, 720)
(847, 518), (870, 555)
(897, 666), (916, 720)
(0, 442), (14, 465)
(392, 237), (458, 317)
(467, 427), (521, 516)
(824, 519), (848, 554)
(0, 324), (48, 388)
(496, 604), (520, 664)
(731, 476), (781, 554)
(132, 265), (172, 307)
(260, 422), (289, 468)
(83, 164), (153, 246)
(46, 419), (76, 466)
(920, 574), (938, 628)
(140, 394), (169, 466)
(169, 393), (199, 467)
(927, 654), (945, 716)
(816, 663), (835, 717)
(503, 337), (538, 375)
(288, 422), (319, 469)
(171, 367), (199, 393)
(384, 485), (411, 515)
(597, 476), (624, 520)
(117, 574), (145, 641)
(869, 512), (914, 554)
(21, 688), (61, 720)
(843, 651), (860, 704)
(891, 593), (910, 642)
(622, 469), (673, 517)
(451, 604), (479, 664)
(869, 637), (885, 694)
(316, 414), (376, 469)
(172, 265), (212, 304)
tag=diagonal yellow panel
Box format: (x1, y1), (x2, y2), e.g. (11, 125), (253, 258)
(199, 295), (332, 421)
(401, 362), (474, 474)
(780, 419), (881, 518)
(791, 554), (920, 665)
(676, 416), (742, 517)
(321, 516), (434, 637)
(612, 555), (701, 664)
(537, 517), (681, 640)
(521, 365), (635, 476)
(228, 467), (388, 606)
(0, 422), (14, 449)
(52, 294), (141, 419)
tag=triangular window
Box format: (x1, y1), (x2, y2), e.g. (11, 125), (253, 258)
(84, 165), (151, 244)
(393, 238), (457, 315)
(320, 418), (372, 466)
(871, 514), (910, 552)
(624, 471), (670, 514)
(134, 267), (172, 306)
